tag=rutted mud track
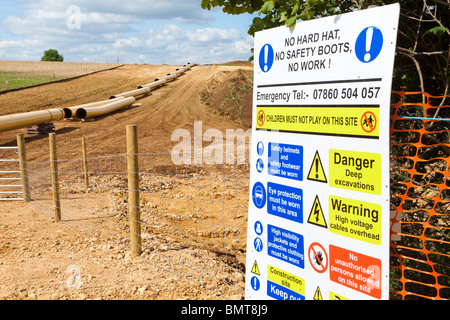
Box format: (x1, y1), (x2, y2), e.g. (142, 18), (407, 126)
(0, 63), (254, 300)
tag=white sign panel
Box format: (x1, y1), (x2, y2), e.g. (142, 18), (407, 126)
(246, 4), (400, 300)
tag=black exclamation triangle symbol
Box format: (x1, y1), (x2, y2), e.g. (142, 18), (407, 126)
(315, 157), (319, 179)
(307, 151), (327, 183)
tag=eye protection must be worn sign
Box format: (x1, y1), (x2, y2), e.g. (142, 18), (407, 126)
(246, 4), (399, 300)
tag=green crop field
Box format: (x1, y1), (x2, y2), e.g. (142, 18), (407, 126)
(0, 61), (123, 92)
(0, 71), (65, 91)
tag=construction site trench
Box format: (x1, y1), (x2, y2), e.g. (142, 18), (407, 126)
(0, 63), (254, 300)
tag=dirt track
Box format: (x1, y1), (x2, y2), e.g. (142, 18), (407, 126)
(0, 63), (254, 300)
(0, 64), (253, 158)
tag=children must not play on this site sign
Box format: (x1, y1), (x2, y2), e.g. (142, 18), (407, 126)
(246, 4), (400, 300)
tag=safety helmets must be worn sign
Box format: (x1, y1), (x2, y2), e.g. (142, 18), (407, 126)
(246, 4), (399, 300)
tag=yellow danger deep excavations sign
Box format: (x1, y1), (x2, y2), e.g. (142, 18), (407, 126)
(329, 149), (381, 195)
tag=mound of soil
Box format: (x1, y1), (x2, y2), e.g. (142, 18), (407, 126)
(203, 68), (254, 128)
(218, 61), (254, 66)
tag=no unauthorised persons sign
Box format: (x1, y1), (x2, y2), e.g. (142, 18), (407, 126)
(246, 4), (399, 300)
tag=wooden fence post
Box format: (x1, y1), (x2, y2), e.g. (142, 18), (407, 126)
(16, 133), (30, 202)
(49, 133), (61, 221)
(81, 137), (89, 188)
(126, 125), (141, 257)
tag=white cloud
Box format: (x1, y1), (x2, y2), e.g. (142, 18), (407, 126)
(21, 0), (213, 25)
(187, 28), (241, 42)
(111, 24), (253, 64)
(0, 0), (255, 64)
(0, 38), (44, 60)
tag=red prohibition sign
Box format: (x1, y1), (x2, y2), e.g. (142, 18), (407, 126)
(361, 111), (377, 133)
(308, 242), (328, 274)
(257, 109), (265, 127)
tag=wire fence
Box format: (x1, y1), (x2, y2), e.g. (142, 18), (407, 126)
(24, 144), (250, 299)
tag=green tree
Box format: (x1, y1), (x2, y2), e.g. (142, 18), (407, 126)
(201, 0), (449, 101)
(41, 49), (64, 62)
(392, 0), (449, 102)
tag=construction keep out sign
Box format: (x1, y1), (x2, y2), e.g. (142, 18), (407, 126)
(246, 4), (400, 300)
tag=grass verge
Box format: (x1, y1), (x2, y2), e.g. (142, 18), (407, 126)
(0, 71), (65, 91)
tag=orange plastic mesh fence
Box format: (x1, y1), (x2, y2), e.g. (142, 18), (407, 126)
(390, 91), (450, 300)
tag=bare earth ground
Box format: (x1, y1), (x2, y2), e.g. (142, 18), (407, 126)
(0, 62), (254, 300)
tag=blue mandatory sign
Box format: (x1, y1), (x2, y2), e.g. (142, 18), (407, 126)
(251, 276), (260, 291)
(252, 182), (266, 209)
(254, 221), (263, 236)
(268, 143), (303, 181)
(355, 26), (383, 63)
(256, 158), (264, 173)
(267, 182), (303, 223)
(267, 224), (304, 269)
(257, 141), (264, 156)
(267, 281), (305, 300)
(259, 44), (274, 72)
(254, 237), (263, 252)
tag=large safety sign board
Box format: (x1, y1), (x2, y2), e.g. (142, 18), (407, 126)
(245, 4), (399, 300)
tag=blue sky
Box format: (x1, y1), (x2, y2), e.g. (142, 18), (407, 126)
(0, 0), (257, 65)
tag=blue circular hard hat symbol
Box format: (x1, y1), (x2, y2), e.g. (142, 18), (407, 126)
(355, 27), (383, 63)
(259, 44), (274, 72)
(257, 141), (264, 156)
